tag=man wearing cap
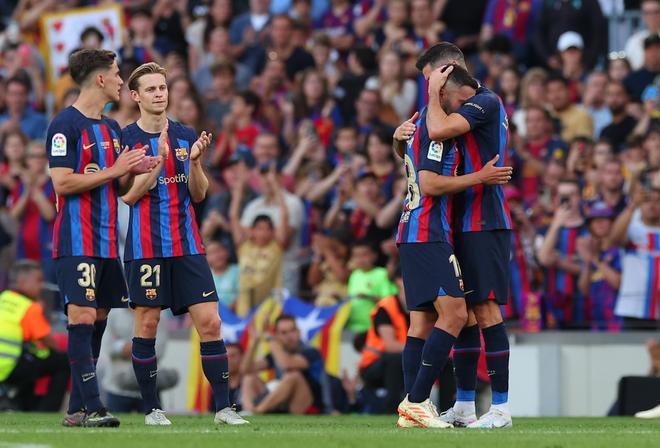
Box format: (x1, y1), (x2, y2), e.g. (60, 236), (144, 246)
(577, 201), (622, 331)
(557, 31), (587, 89)
(624, 33), (660, 101)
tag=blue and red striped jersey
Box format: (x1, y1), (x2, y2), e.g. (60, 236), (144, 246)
(396, 108), (460, 244)
(47, 107), (122, 259)
(121, 120), (205, 261)
(8, 180), (56, 261)
(453, 87), (512, 233)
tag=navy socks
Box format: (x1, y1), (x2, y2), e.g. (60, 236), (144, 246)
(483, 323), (510, 406)
(408, 328), (456, 403)
(200, 340), (230, 411)
(67, 324), (103, 413)
(453, 325), (480, 403)
(402, 336), (425, 393)
(132, 337), (160, 413)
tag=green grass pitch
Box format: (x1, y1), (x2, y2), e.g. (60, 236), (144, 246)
(0, 414), (659, 448)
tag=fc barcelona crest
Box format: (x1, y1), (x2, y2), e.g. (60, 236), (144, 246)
(146, 289), (158, 300)
(113, 138), (121, 154)
(175, 147), (188, 161)
(85, 288), (96, 301)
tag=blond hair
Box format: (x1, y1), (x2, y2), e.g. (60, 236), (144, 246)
(127, 62), (167, 92)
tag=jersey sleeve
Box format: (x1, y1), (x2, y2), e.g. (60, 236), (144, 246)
(417, 139), (447, 174)
(47, 119), (78, 169)
(455, 94), (498, 130)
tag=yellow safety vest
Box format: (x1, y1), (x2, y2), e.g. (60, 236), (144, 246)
(0, 290), (32, 381)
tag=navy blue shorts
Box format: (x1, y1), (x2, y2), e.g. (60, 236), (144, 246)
(54, 257), (128, 313)
(125, 255), (218, 315)
(454, 230), (511, 305)
(398, 242), (464, 312)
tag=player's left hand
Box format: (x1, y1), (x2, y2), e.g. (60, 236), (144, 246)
(191, 131), (212, 162)
(428, 64), (454, 97)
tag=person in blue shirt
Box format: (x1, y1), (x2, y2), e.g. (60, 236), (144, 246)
(0, 75), (48, 140)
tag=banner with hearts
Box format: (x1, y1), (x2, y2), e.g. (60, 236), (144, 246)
(39, 4), (125, 89)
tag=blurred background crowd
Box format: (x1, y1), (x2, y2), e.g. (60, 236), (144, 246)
(0, 0), (660, 415)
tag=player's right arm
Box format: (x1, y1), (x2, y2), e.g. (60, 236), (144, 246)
(120, 124), (168, 206)
(418, 154), (511, 197)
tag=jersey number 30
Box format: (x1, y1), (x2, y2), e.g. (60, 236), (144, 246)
(404, 154), (421, 210)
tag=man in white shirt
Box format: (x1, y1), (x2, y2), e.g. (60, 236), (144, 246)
(624, 0), (660, 70)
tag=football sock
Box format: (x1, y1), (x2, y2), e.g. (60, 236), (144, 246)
(409, 328), (456, 403)
(200, 340), (230, 411)
(67, 324), (103, 413)
(68, 319), (108, 413)
(402, 336), (425, 394)
(132, 337), (160, 413)
(483, 322), (510, 410)
(453, 325), (480, 413)
(91, 319), (107, 362)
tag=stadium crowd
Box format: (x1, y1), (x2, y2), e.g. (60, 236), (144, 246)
(0, 0), (660, 415)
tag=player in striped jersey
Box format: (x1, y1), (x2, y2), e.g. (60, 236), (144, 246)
(393, 66), (511, 428)
(120, 63), (248, 426)
(422, 45), (514, 428)
(47, 49), (157, 428)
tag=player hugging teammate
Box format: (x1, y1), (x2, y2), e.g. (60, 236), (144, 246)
(393, 43), (514, 429)
(47, 50), (247, 427)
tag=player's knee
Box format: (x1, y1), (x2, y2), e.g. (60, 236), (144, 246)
(67, 306), (96, 325)
(199, 315), (221, 339)
(474, 302), (502, 328)
(140, 317), (159, 337)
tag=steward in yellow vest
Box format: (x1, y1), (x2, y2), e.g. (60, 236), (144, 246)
(359, 281), (409, 414)
(0, 260), (69, 411)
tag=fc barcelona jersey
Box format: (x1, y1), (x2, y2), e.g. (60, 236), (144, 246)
(46, 107), (123, 259)
(121, 120), (204, 261)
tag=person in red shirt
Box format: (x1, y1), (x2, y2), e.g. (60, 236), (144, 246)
(211, 90), (262, 168)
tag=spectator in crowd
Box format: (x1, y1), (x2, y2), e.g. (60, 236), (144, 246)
(0, 74), (47, 140)
(307, 231), (350, 306)
(601, 81), (637, 152)
(497, 66), (520, 118)
(240, 161), (305, 295)
(206, 239), (240, 309)
(352, 89), (394, 149)
(546, 74), (594, 142)
(212, 90), (262, 167)
(556, 31), (587, 99)
(152, 0), (190, 56)
(345, 240), (397, 333)
(625, 0), (660, 71)
(589, 158), (628, 215)
(365, 50), (417, 124)
(513, 105), (568, 208)
(611, 181), (660, 329)
(192, 26), (251, 94)
(0, 260), (69, 411)
(480, 0), (542, 63)
(624, 34), (660, 101)
(256, 14), (315, 81)
(608, 54), (633, 83)
(362, 0), (410, 53)
(577, 201), (622, 331)
(120, 9), (162, 66)
(358, 269), (408, 414)
(582, 72), (613, 139)
(229, 0), (272, 75)
(0, 128), (28, 202)
(241, 314), (324, 414)
(230, 166), (289, 317)
(316, 0), (356, 53)
(186, 0), (234, 71)
(511, 67), (547, 137)
(533, 0), (605, 70)
(205, 60), (239, 132)
(537, 178), (588, 328)
(6, 141), (55, 278)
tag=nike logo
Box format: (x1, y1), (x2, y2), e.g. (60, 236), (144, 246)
(82, 372), (96, 382)
(121, 296), (129, 302)
(222, 372), (230, 380)
(421, 361), (432, 367)
(202, 291), (215, 298)
(83, 143), (96, 150)
(149, 370), (158, 378)
(487, 370), (496, 376)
